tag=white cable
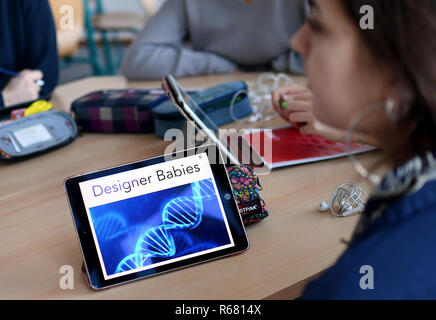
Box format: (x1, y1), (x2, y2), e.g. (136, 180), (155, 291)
(229, 73), (294, 124)
(319, 181), (368, 217)
(229, 89), (249, 123)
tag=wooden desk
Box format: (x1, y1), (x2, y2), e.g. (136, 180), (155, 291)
(0, 73), (381, 299)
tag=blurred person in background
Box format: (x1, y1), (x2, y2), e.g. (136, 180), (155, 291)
(122, 0), (307, 80)
(0, 0), (59, 108)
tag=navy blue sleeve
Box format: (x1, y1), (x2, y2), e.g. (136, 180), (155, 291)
(21, 0), (59, 98)
(299, 185), (436, 300)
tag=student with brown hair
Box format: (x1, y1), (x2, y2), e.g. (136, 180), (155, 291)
(279, 0), (436, 299)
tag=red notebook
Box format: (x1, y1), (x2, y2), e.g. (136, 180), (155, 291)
(243, 126), (375, 169)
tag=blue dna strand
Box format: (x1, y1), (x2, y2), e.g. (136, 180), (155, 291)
(94, 213), (128, 241)
(115, 179), (216, 274)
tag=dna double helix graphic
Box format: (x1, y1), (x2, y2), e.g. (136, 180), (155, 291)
(94, 213), (128, 241)
(113, 179), (216, 274)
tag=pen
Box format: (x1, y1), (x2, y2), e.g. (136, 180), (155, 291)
(0, 67), (45, 87)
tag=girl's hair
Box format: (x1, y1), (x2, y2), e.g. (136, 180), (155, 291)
(340, 0), (436, 166)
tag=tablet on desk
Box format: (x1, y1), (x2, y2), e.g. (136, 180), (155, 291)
(65, 145), (249, 290)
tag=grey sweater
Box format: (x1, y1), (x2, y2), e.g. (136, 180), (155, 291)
(122, 0), (307, 80)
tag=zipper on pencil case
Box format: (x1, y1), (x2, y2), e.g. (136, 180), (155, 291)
(196, 93), (246, 111)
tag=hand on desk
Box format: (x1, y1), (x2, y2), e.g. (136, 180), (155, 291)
(1, 69), (43, 107)
(272, 85), (378, 146)
(272, 84), (318, 135)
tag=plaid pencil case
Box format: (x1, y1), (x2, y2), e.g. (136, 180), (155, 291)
(227, 165), (269, 225)
(71, 89), (168, 133)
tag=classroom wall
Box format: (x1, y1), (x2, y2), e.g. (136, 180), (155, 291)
(86, 0), (166, 41)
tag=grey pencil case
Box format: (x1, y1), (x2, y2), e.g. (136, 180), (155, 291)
(0, 110), (78, 160)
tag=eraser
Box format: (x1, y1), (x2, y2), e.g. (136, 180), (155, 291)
(11, 108), (26, 120)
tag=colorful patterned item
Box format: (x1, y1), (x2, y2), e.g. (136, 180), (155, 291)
(227, 165), (269, 225)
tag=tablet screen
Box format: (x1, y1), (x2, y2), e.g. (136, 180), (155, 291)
(77, 152), (235, 280)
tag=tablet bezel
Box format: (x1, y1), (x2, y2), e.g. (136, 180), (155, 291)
(64, 144), (249, 290)
(162, 75), (241, 166)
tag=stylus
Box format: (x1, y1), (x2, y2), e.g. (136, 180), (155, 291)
(0, 68), (45, 86)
